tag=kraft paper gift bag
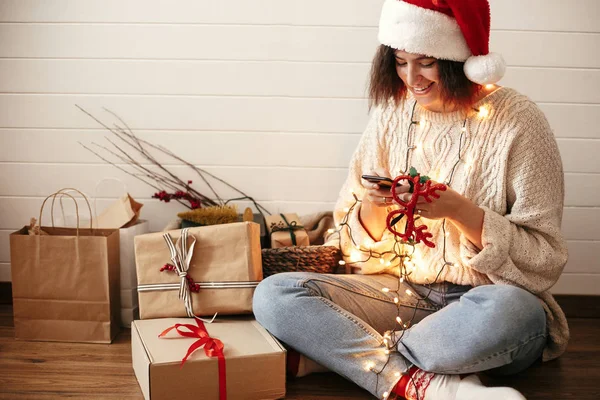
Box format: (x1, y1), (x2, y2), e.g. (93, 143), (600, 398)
(9, 190), (121, 343)
(53, 185), (148, 327)
(134, 222), (262, 320)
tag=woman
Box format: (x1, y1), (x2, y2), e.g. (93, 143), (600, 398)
(254, 1), (568, 399)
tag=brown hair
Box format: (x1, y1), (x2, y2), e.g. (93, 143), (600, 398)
(368, 44), (481, 111)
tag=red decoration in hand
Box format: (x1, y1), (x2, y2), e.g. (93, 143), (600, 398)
(385, 174), (447, 248)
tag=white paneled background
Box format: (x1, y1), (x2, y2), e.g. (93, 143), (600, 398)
(0, 0), (598, 294)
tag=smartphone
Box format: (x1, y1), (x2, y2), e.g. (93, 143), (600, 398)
(361, 175), (394, 188)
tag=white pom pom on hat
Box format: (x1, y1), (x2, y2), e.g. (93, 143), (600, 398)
(378, 0), (506, 85)
(464, 52), (506, 85)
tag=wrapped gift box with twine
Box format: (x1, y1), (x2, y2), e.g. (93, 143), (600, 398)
(134, 222), (262, 320)
(264, 213), (310, 248)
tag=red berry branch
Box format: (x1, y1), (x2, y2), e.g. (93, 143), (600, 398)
(385, 170), (447, 248)
(152, 180), (202, 209)
(160, 263), (201, 292)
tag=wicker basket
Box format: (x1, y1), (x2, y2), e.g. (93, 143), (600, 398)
(261, 245), (342, 277)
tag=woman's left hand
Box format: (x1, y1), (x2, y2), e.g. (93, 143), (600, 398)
(394, 182), (468, 221)
(395, 180), (485, 249)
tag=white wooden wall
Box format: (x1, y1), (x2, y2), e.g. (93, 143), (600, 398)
(0, 0), (598, 294)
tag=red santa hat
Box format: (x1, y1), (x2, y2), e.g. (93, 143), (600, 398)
(378, 0), (506, 85)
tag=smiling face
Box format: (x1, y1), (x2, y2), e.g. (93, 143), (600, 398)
(394, 50), (447, 112)
(368, 45), (481, 112)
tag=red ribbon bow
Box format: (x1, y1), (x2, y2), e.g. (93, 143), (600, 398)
(159, 319), (227, 400)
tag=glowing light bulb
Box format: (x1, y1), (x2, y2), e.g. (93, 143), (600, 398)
(365, 361), (375, 371)
(394, 297), (399, 304)
(384, 349), (390, 355)
(350, 250), (361, 262)
(445, 232), (450, 237)
(383, 391), (390, 399)
(396, 316), (403, 324)
(349, 188), (355, 194)
(485, 84), (495, 90)
(386, 261), (391, 266)
(453, 263), (459, 267)
(395, 372), (402, 377)
(343, 207), (350, 213)
(380, 258), (385, 265)
(405, 289), (413, 296)
(327, 228), (335, 234)
(339, 260), (346, 266)
(383, 337), (388, 345)
(478, 106), (489, 118)
(461, 126), (467, 132)
(399, 277), (404, 283)
(382, 287), (390, 293)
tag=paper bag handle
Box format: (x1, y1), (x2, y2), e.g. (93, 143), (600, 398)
(39, 192), (82, 236)
(95, 178), (127, 196)
(50, 188), (94, 230)
(53, 188), (99, 229)
(39, 189), (94, 235)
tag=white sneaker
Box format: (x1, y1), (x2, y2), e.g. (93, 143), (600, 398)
(455, 375), (526, 400)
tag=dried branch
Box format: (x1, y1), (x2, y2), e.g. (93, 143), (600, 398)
(79, 142), (193, 210)
(77, 105), (269, 214)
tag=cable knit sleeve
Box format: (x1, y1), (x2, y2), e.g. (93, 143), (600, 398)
(459, 103), (569, 293)
(327, 105), (400, 274)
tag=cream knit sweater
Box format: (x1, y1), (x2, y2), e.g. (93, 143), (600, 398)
(330, 87), (569, 361)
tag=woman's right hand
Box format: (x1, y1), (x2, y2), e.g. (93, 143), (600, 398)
(361, 168), (410, 208)
(359, 168), (410, 240)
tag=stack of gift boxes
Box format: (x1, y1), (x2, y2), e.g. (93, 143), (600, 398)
(131, 212), (314, 399)
(10, 195), (312, 399)
(131, 218), (302, 400)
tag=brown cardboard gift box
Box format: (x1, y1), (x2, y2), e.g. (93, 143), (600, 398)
(264, 213), (310, 248)
(131, 317), (286, 400)
(134, 222), (262, 319)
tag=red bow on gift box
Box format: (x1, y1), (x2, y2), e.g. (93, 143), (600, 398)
(159, 319), (227, 400)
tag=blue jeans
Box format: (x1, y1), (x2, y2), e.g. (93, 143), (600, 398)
(253, 273), (547, 398)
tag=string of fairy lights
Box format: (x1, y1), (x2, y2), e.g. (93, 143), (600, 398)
(325, 88), (494, 399)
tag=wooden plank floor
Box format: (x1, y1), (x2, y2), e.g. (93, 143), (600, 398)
(1, 304), (599, 399)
